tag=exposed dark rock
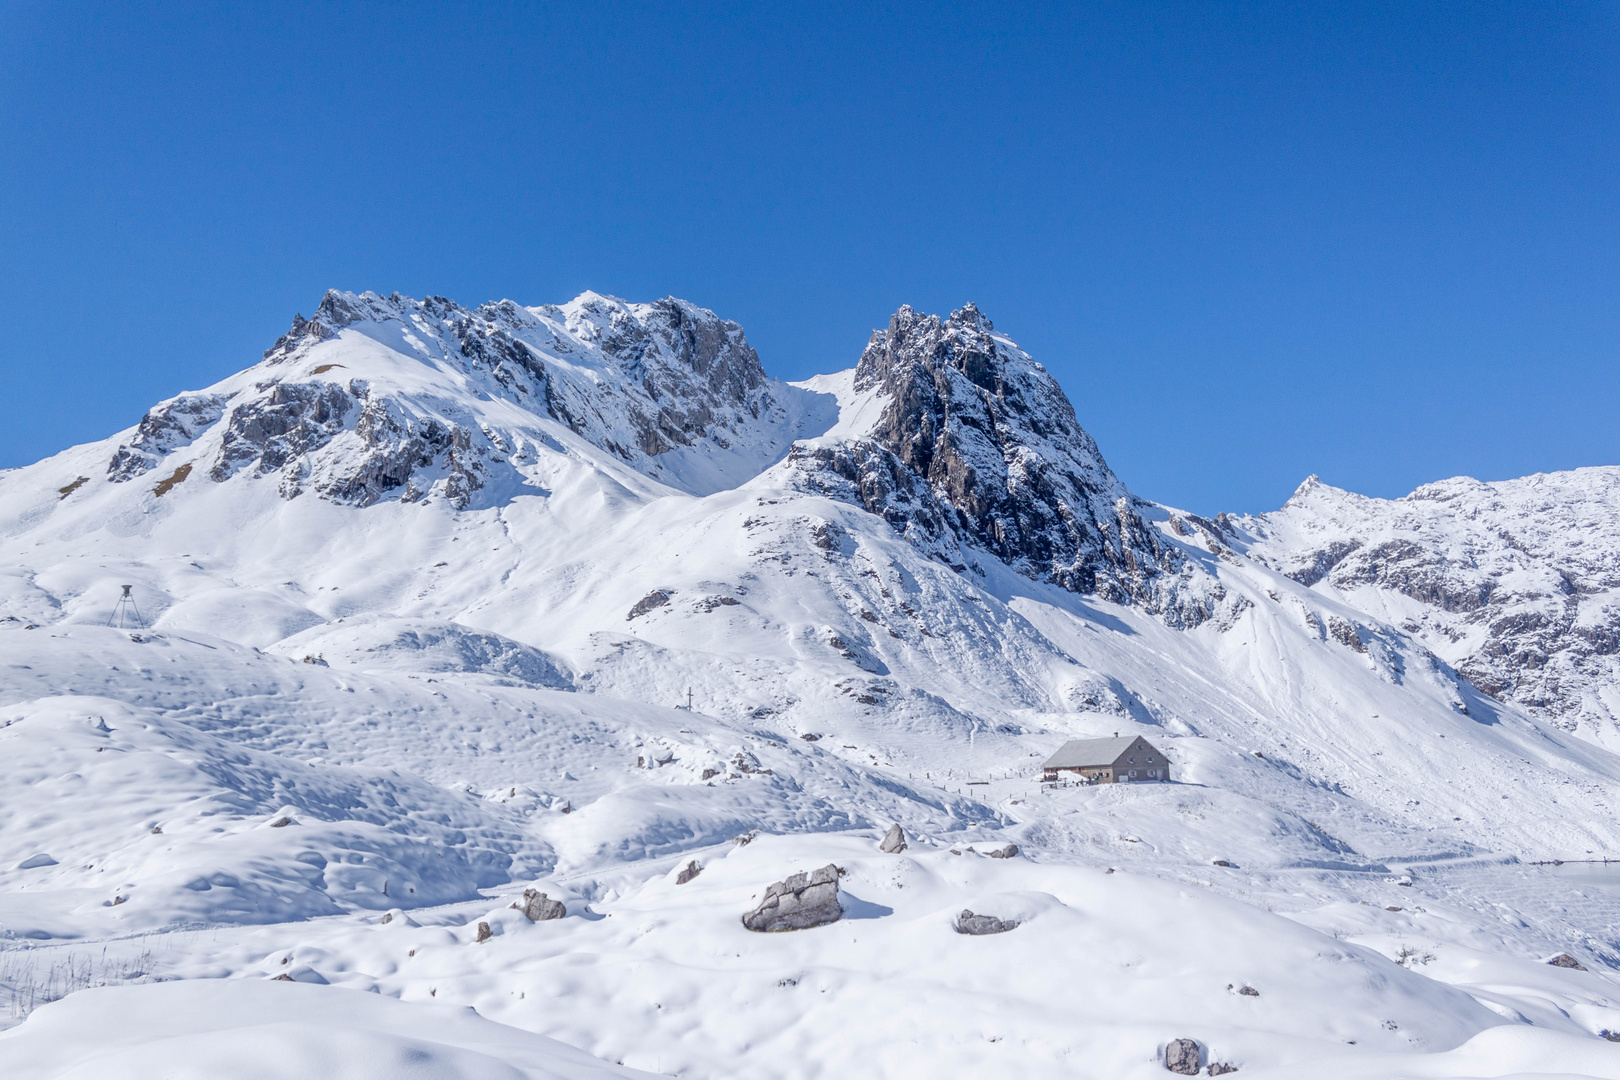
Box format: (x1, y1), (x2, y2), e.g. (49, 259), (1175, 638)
(268, 816), (293, 828)
(985, 843), (1019, 860)
(955, 910), (1018, 935)
(676, 860), (702, 885)
(742, 864), (844, 932)
(1206, 1063), (1238, 1076)
(1548, 953), (1587, 970)
(628, 590), (672, 620)
(879, 824), (907, 853)
(209, 381), (353, 487)
(1165, 1038), (1202, 1075)
(513, 888), (566, 922)
(475, 920), (493, 943)
(790, 304), (1241, 627)
(1237, 985), (1259, 997)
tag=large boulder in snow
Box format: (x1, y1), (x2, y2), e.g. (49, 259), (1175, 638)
(742, 864), (843, 932)
(1164, 1038), (1202, 1075)
(879, 823), (907, 853)
(515, 889), (566, 922)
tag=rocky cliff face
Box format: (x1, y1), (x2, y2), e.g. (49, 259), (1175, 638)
(1247, 470), (1620, 740)
(103, 290), (815, 508)
(793, 304), (1236, 625)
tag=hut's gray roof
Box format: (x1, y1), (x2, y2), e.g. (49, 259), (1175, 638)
(1041, 736), (1149, 770)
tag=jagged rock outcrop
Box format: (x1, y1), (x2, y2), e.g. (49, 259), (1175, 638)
(107, 394), (230, 481)
(792, 304), (1234, 625)
(879, 823), (907, 853)
(1248, 469), (1620, 739)
(742, 864), (844, 932)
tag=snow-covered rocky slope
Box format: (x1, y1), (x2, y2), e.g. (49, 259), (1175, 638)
(1243, 471), (1620, 745)
(3, 291), (1620, 1078)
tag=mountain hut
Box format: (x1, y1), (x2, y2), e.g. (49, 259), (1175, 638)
(1040, 735), (1170, 784)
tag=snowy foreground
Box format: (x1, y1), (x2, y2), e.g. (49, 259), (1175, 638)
(3, 291), (1620, 1078)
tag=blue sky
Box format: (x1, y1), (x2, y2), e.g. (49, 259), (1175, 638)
(1, 1), (1615, 513)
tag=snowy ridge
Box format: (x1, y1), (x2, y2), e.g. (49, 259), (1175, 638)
(96, 288), (836, 510)
(1246, 469), (1620, 743)
(3, 293), (1620, 1078)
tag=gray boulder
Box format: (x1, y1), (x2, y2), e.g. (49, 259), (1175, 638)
(1548, 952), (1587, 970)
(513, 888), (565, 922)
(1165, 1038), (1202, 1075)
(879, 824), (907, 853)
(676, 860), (702, 885)
(742, 864), (844, 932)
(955, 910), (1018, 935)
(986, 843), (1019, 859)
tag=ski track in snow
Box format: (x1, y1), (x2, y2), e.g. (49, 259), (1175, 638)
(1, 290), (1620, 1078)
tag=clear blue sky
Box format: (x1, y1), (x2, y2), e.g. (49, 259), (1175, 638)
(2, 2), (1615, 514)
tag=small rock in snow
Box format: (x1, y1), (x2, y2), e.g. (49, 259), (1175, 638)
(676, 860), (702, 885)
(1207, 1063), (1239, 1076)
(986, 843), (1019, 859)
(268, 816), (294, 828)
(475, 921), (493, 943)
(742, 864), (844, 932)
(955, 910), (1018, 935)
(879, 824), (907, 853)
(1548, 953), (1587, 970)
(1165, 1037), (1202, 1074)
(1237, 985), (1259, 997)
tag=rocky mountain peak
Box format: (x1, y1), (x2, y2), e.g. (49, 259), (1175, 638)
(106, 289), (820, 509)
(797, 304), (1227, 621)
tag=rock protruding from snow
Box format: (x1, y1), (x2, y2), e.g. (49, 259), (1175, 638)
(986, 843), (1019, 859)
(1547, 952), (1587, 971)
(515, 889), (565, 922)
(675, 860), (702, 885)
(793, 304), (1234, 624)
(879, 823), (907, 853)
(741, 864), (843, 932)
(1165, 1037), (1202, 1074)
(955, 910), (1018, 935)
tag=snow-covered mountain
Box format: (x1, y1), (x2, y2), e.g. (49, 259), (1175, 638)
(4, 290), (1620, 1079)
(1245, 470), (1620, 745)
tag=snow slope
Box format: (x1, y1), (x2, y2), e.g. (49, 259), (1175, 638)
(2, 291), (1620, 1077)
